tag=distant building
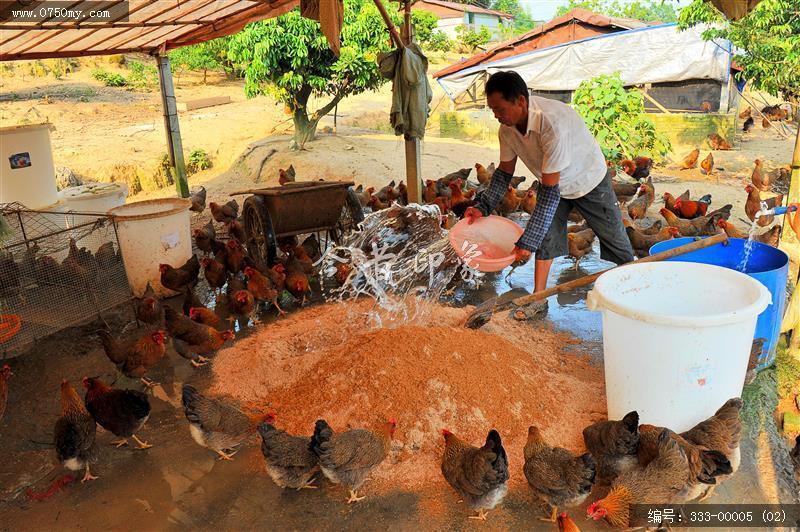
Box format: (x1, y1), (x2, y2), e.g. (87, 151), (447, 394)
(412, 0), (513, 41)
(434, 8), (647, 106)
(434, 10), (741, 148)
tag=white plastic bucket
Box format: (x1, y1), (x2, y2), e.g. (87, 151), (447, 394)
(109, 198), (192, 298)
(586, 262), (770, 432)
(0, 123), (58, 209)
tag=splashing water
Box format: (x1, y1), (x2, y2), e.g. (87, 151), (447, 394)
(318, 203), (482, 328)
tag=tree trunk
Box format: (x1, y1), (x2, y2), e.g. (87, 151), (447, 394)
(292, 108), (319, 149)
(289, 84), (346, 150)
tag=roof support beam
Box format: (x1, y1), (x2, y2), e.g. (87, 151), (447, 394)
(155, 55), (189, 199)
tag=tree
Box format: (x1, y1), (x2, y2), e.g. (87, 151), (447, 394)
(492, 0), (536, 32)
(227, 0), (398, 149)
(455, 24), (492, 52)
(168, 37), (233, 84)
(571, 73), (672, 161)
(411, 10), (439, 46)
(554, 0), (677, 23)
(679, 0), (800, 100)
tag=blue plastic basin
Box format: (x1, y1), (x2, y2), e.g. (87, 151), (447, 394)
(650, 237), (789, 368)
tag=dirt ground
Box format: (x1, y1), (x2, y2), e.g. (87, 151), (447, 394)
(0, 54), (795, 200)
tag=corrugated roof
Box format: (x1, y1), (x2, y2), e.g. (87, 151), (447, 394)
(433, 8), (647, 79)
(419, 0), (512, 19)
(0, 0), (299, 61)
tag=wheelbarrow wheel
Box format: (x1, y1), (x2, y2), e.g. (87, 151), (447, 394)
(243, 195), (278, 266)
(331, 187), (364, 243)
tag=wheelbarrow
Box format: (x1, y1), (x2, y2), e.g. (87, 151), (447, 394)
(231, 181), (364, 265)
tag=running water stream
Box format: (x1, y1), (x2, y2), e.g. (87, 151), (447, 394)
(736, 217), (761, 272)
(737, 201), (770, 272)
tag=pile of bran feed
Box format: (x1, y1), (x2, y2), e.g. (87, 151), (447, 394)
(211, 298), (606, 490)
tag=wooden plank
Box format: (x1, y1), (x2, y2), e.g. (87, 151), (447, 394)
(638, 88), (671, 114)
(177, 95), (231, 112)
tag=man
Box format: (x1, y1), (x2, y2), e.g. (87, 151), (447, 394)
(465, 71), (634, 295)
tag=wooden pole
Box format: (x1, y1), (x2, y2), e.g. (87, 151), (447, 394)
(155, 55), (189, 198)
(780, 120), (800, 282)
(372, 0), (404, 49)
(401, 0), (422, 205)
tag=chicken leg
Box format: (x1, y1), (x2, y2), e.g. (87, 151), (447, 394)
(296, 478), (318, 491)
(215, 449), (237, 461)
(347, 489), (365, 504)
(539, 505), (558, 522)
(190, 356), (209, 368)
(698, 486), (716, 502)
(81, 465), (98, 483)
(468, 509), (489, 521)
(132, 434), (153, 449)
(111, 438), (129, 447)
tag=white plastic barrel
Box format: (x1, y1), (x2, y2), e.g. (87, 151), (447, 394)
(586, 262), (770, 432)
(60, 183), (130, 253)
(109, 198), (192, 298)
(60, 182), (129, 213)
(0, 123), (58, 209)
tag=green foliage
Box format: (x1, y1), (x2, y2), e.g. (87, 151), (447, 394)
(126, 60), (158, 90)
(555, 0), (677, 23)
(27, 60), (49, 78)
(775, 339), (800, 398)
(45, 58), (77, 79)
(455, 24), (492, 52)
(411, 10), (438, 45)
(187, 148), (212, 175)
(168, 37), (235, 83)
(227, 0), (396, 147)
(571, 73), (671, 161)
(679, 0), (800, 98)
(492, 0), (536, 32)
(91, 68), (127, 87)
(426, 30), (453, 52)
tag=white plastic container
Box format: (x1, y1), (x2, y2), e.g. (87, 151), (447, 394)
(109, 198), (192, 298)
(586, 262), (770, 432)
(0, 123), (58, 209)
(60, 182), (129, 213)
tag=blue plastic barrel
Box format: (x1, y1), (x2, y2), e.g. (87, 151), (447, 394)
(650, 237), (789, 368)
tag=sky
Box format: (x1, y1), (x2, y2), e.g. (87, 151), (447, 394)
(518, 0), (694, 21)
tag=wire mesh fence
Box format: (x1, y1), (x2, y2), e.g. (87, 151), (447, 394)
(0, 203), (133, 359)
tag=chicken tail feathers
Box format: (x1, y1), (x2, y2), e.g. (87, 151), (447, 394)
(697, 450), (733, 484)
(311, 419), (334, 459)
(181, 384), (207, 426)
(484, 429), (509, 481)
